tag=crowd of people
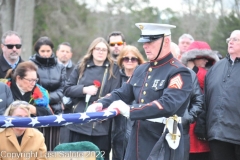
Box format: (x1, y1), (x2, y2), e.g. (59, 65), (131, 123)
(0, 24), (239, 160)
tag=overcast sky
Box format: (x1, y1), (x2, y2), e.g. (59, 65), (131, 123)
(78, 0), (183, 12)
(78, 0), (233, 15)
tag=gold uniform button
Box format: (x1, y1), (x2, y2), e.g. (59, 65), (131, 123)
(143, 91), (146, 95)
(141, 99), (144, 103)
(134, 83), (137, 86)
(148, 75), (151, 79)
(145, 83), (148, 87)
(148, 68), (152, 72)
(131, 106), (134, 109)
(172, 60), (174, 64)
(154, 61), (158, 65)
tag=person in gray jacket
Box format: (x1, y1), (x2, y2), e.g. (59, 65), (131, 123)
(0, 82), (14, 115)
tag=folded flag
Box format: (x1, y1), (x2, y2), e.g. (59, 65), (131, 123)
(0, 110), (118, 128)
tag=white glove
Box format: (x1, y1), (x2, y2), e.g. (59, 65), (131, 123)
(108, 100), (130, 118)
(86, 103), (103, 112)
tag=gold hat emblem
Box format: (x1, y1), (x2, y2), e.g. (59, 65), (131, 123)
(139, 25), (144, 30)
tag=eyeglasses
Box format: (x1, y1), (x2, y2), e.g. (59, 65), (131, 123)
(122, 57), (138, 63)
(226, 37), (240, 43)
(23, 77), (39, 83)
(3, 44), (22, 49)
(94, 47), (108, 52)
(109, 42), (124, 47)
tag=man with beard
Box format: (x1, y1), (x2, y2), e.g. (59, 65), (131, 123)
(0, 31), (24, 78)
(107, 31), (126, 62)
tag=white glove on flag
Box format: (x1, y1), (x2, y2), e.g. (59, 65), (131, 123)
(86, 103), (103, 112)
(108, 100), (130, 118)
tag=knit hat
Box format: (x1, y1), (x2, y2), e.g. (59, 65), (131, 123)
(54, 141), (104, 160)
(181, 41), (219, 68)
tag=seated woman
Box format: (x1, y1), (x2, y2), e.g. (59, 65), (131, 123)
(1, 61), (52, 116)
(0, 101), (47, 160)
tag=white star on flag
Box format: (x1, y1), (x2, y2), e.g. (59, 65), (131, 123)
(79, 113), (90, 121)
(54, 114), (66, 123)
(2, 119), (14, 127)
(103, 110), (114, 117)
(28, 117), (40, 127)
(62, 122), (73, 126)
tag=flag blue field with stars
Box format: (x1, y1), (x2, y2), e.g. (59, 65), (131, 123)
(0, 110), (118, 128)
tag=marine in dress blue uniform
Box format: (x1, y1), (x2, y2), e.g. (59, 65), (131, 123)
(87, 23), (192, 160)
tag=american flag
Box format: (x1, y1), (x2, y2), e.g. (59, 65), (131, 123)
(0, 110), (118, 128)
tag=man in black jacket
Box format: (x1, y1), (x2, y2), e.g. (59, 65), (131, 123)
(0, 31), (24, 78)
(201, 30), (240, 160)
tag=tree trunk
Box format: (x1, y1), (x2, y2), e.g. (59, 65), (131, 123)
(14, 0), (35, 60)
(0, 0), (15, 33)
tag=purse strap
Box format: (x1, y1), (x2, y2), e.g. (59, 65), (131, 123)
(98, 67), (108, 99)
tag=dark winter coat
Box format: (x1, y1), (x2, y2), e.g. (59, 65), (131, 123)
(204, 54), (240, 145)
(64, 59), (121, 136)
(30, 54), (66, 114)
(98, 53), (192, 160)
(0, 82), (14, 115)
(0, 53), (24, 78)
(182, 69), (203, 134)
(65, 60), (75, 78)
(112, 69), (133, 160)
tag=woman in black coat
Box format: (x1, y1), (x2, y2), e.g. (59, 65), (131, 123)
(64, 37), (121, 160)
(30, 36), (66, 151)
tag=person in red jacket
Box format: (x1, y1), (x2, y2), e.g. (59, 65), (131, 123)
(181, 41), (219, 160)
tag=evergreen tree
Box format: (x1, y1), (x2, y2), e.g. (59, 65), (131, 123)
(210, 12), (240, 57)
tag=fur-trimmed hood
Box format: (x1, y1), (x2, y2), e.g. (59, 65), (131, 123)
(181, 41), (219, 68)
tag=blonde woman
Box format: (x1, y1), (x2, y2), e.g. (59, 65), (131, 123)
(0, 101), (47, 160)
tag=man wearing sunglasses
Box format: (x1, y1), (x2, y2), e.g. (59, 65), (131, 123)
(0, 30), (24, 78)
(88, 23), (192, 160)
(107, 31), (126, 62)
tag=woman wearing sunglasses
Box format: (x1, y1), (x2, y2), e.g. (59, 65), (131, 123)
(64, 37), (121, 160)
(112, 45), (145, 160)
